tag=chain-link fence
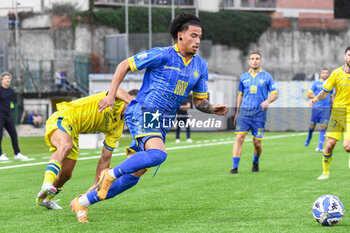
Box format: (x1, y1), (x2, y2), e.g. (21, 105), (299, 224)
(7, 49), (91, 95)
(0, 16), (8, 73)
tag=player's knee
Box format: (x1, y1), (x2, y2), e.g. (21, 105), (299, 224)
(147, 149), (167, 166)
(253, 140), (262, 148)
(343, 144), (350, 153)
(236, 134), (246, 143)
(132, 168), (148, 177)
(59, 142), (73, 155)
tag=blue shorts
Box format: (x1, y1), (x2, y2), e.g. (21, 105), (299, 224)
(235, 117), (265, 140)
(126, 139), (141, 155)
(311, 108), (331, 127)
(125, 102), (168, 151)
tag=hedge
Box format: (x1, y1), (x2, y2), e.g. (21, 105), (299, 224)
(71, 8), (271, 52)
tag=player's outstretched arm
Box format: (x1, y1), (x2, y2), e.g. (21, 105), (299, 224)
(311, 90), (329, 105)
(115, 88), (133, 104)
(193, 98), (228, 116)
(307, 92), (315, 99)
(98, 59), (131, 112)
(85, 146), (113, 193)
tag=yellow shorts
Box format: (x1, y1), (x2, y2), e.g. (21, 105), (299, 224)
(45, 112), (79, 160)
(325, 110), (350, 141)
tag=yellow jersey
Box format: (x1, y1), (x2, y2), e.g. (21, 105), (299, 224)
(56, 91), (125, 149)
(323, 66), (350, 110)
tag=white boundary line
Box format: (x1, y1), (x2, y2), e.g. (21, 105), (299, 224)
(0, 133), (306, 170)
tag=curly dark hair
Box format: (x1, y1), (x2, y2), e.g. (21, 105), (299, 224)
(169, 12), (201, 40)
(128, 89), (139, 97)
(345, 46), (350, 54)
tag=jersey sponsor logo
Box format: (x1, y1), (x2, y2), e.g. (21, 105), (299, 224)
(174, 80), (188, 96)
(250, 85), (257, 94)
(164, 65), (180, 71)
(193, 70), (199, 78)
(137, 53), (148, 61)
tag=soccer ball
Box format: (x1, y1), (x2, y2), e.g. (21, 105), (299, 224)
(312, 195), (344, 226)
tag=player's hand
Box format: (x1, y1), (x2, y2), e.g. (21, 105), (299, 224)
(260, 101), (269, 111)
(212, 105), (228, 116)
(309, 100), (314, 107)
(310, 97), (317, 106)
(233, 115), (238, 129)
(98, 95), (115, 112)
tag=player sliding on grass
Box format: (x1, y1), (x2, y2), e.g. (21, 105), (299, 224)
(35, 89), (138, 209)
(313, 46), (350, 180)
(70, 12), (228, 222)
(304, 68), (333, 152)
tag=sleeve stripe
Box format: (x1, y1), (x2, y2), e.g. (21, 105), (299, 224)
(128, 57), (138, 72)
(193, 92), (208, 99)
(237, 91), (243, 95)
(128, 57), (135, 72)
(132, 57), (138, 71)
(308, 90), (314, 93)
(103, 141), (115, 151)
(322, 87), (331, 93)
(270, 90), (278, 95)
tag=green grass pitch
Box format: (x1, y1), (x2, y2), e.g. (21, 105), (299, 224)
(0, 132), (349, 232)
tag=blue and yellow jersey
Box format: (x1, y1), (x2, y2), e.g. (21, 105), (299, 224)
(127, 43), (208, 119)
(237, 68), (277, 121)
(309, 79), (333, 108)
(56, 91), (125, 150)
(323, 66), (350, 110)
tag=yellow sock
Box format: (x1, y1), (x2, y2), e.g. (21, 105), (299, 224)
(322, 152), (333, 175)
(43, 160), (61, 185)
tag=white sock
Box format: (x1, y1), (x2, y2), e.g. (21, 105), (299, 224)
(107, 168), (117, 179)
(78, 195), (91, 208)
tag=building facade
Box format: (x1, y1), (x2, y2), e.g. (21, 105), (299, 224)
(0, 0), (334, 18)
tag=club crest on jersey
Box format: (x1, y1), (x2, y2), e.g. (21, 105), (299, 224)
(137, 53), (148, 61)
(259, 79), (264, 84)
(193, 70), (199, 78)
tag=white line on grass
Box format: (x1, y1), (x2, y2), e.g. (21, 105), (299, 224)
(0, 133), (306, 170)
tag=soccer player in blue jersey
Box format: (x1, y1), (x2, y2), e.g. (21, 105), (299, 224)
(304, 68), (334, 152)
(70, 13), (228, 222)
(229, 52), (278, 174)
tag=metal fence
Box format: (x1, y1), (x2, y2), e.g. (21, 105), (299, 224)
(221, 0), (276, 8)
(95, 0), (194, 7)
(0, 16), (8, 73)
(7, 49), (90, 95)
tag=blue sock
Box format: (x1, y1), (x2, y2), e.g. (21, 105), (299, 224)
(319, 129), (326, 149)
(86, 190), (100, 205)
(308, 127), (314, 139)
(86, 174), (140, 205)
(233, 157), (240, 169)
(253, 153), (261, 163)
(112, 149), (167, 178)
